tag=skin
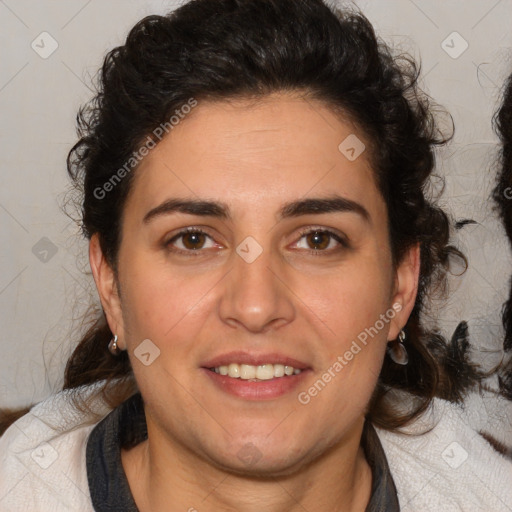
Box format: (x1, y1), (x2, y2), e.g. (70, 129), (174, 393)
(90, 91), (420, 512)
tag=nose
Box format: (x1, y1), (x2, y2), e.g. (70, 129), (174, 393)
(218, 238), (295, 333)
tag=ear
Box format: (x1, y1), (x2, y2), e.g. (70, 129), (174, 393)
(89, 233), (126, 349)
(387, 242), (420, 341)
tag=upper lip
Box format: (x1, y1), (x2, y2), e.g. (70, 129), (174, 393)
(201, 351), (310, 370)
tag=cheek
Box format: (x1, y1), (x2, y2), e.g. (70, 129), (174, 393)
(295, 257), (392, 402)
(118, 255), (218, 348)
(299, 282), (390, 419)
(303, 259), (393, 344)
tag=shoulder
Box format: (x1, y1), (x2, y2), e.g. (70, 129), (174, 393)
(375, 394), (512, 512)
(0, 381), (114, 512)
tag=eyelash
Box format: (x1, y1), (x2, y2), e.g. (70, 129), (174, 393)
(164, 226), (349, 257)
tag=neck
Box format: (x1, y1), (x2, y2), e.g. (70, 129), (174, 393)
(122, 416), (372, 512)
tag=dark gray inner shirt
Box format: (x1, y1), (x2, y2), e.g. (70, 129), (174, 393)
(86, 392), (400, 511)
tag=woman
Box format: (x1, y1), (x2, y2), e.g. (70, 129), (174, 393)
(1, 0), (510, 510)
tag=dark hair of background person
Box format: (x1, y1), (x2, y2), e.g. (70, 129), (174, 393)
(493, 72), (512, 400)
(1, 0), (485, 436)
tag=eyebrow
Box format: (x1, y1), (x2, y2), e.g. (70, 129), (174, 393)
(142, 194), (371, 224)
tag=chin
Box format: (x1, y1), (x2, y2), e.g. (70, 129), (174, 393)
(212, 452), (309, 479)
(202, 439), (313, 479)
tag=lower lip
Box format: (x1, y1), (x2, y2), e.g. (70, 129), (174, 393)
(201, 368), (311, 400)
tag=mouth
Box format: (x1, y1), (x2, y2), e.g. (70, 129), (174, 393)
(200, 352), (312, 400)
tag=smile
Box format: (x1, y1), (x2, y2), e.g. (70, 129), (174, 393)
(209, 363), (302, 380)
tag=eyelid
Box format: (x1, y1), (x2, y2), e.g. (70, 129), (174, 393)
(296, 225), (348, 242)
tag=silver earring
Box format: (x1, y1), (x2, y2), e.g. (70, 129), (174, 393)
(108, 334), (122, 356)
(387, 329), (408, 365)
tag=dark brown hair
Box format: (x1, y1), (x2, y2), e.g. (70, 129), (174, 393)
(1, 0), (483, 437)
(493, 72), (512, 400)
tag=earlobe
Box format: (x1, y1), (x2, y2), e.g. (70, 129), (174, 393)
(89, 234), (125, 346)
(388, 243), (421, 340)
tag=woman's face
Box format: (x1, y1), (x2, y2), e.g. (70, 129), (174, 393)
(91, 92), (418, 475)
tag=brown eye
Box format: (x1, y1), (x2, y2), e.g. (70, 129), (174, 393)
(181, 231), (207, 250)
(295, 228), (348, 255)
(165, 228), (216, 254)
(305, 231), (331, 250)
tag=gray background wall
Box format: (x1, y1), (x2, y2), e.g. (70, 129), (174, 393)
(1, 0), (512, 413)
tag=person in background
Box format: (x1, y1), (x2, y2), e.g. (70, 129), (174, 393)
(492, 71), (512, 455)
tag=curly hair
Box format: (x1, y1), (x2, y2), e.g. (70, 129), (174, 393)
(1, 0), (482, 435)
(493, 72), (512, 399)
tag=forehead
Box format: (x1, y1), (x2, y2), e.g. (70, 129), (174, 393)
(126, 93), (382, 220)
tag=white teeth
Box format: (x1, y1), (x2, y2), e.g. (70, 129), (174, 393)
(213, 363), (303, 380)
(240, 364), (256, 379)
(273, 364), (285, 377)
(228, 363), (240, 378)
(256, 364), (274, 380)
